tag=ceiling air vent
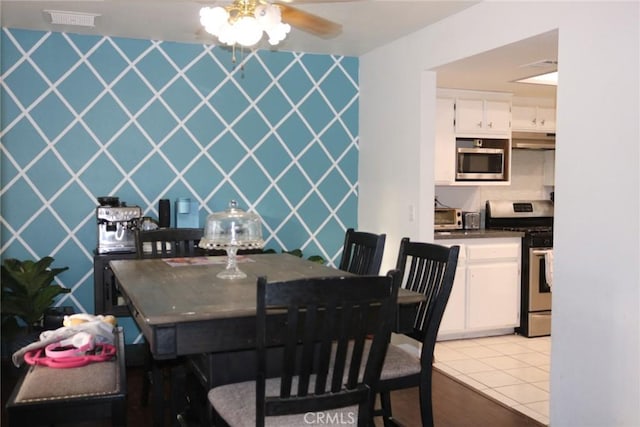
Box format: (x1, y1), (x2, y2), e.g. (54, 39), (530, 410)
(45, 10), (101, 27)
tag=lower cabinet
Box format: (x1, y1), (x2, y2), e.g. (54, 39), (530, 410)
(437, 237), (521, 339)
(467, 261), (520, 329)
(438, 246), (466, 332)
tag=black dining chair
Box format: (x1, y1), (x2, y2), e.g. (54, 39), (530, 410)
(375, 238), (460, 427)
(135, 227), (205, 258)
(338, 228), (386, 275)
(134, 227), (204, 423)
(208, 271), (401, 427)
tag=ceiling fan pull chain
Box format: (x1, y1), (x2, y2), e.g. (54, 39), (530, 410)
(230, 45), (248, 75)
(240, 48), (248, 75)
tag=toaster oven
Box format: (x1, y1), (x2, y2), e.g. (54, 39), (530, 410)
(435, 208), (463, 230)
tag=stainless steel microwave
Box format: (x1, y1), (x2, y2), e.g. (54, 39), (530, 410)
(456, 147), (505, 181)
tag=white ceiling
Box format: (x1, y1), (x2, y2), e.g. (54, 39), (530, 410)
(434, 29), (558, 99)
(0, 0), (479, 56)
(0, 0), (557, 98)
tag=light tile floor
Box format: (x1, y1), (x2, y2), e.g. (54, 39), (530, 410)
(434, 334), (550, 425)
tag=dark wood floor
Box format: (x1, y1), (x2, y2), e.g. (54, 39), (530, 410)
(2, 361), (543, 427)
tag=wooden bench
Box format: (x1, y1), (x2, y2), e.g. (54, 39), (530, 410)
(5, 326), (127, 426)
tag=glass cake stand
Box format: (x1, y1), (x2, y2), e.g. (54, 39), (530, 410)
(198, 200), (264, 279)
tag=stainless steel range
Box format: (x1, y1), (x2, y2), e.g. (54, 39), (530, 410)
(485, 199), (554, 337)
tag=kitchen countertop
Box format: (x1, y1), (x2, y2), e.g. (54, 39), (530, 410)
(434, 229), (524, 240)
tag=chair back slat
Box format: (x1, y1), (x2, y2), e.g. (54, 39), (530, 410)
(346, 303), (369, 388)
(313, 303), (335, 395)
(297, 304), (318, 397)
(339, 228), (386, 275)
(135, 228), (204, 259)
(256, 272), (400, 426)
(411, 259), (445, 333)
(278, 307), (298, 398)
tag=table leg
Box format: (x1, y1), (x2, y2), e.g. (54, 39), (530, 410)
(152, 362), (164, 427)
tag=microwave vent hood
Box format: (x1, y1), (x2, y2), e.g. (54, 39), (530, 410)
(512, 131), (555, 150)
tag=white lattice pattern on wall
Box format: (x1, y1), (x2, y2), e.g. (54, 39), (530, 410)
(0, 28), (359, 341)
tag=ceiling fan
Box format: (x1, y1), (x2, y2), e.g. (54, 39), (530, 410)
(198, 0), (343, 48)
(273, 0), (342, 38)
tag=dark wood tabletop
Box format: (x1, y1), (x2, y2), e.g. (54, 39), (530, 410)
(111, 253), (424, 360)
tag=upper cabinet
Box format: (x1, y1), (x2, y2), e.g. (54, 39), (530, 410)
(435, 90), (512, 186)
(437, 89), (512, 138)
(455, 98), (512, 136)
(434, 97), (456, 185)
(512, 97), (556, 132)
(433, 91), (557, 188)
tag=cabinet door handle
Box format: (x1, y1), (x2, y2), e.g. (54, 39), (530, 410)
(532, 118), (537, 124)
(477, 121), (482, 127)
(540, 119), (545, 126)
(487, 122), (493, 128)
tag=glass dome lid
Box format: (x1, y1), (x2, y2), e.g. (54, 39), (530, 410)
(199, 200), (265, 250)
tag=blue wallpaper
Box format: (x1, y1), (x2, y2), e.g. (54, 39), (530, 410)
(0, 28), (359, 342)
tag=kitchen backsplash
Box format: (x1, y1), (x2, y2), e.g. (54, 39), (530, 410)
(436, 149), (553, 224)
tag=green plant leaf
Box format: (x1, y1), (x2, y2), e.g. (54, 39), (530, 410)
(1, 264), (28, 295)
(307, 255), (325, 264)
(283, 249), (303, 258)
(1, 297), (31, 318)
(29, 287), (68, 325)
(1, 257), (69, 331)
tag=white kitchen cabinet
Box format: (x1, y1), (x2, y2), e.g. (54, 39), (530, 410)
(434, 97), (456, 185)
(437, 237), (521, 340)
(511, 96), (556, 132)
(434, 93), (511, 186)
(438, 244), (466, 333)
(512, 105), (556, 131)
(467, 261), (520, 329)
(455, 98), (511, 136)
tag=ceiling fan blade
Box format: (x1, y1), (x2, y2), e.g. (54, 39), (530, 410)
(276, 0), (354, 3)
(277, 3), (342, 38)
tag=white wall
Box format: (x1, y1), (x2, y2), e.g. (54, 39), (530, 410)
(358, 36), (425, 267)
(359, 2), (639, 426)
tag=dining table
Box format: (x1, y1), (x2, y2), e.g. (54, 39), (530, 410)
(110, 252), (425, 424)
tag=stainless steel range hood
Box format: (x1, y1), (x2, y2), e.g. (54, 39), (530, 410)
(512, 131), (555, 150)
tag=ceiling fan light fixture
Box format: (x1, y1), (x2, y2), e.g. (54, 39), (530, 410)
(265, 22), (291, 45)
(200, 2), (290, 49)
(255, 4), (291, 45)
(200, 7), (229, 37)
(233, 16), (264, 47)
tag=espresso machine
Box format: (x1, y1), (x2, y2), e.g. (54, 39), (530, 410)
(96, 197), (142, 254)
